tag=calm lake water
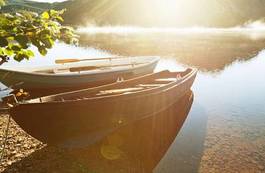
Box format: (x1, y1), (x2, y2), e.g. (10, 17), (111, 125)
(1, 27), (265, 172)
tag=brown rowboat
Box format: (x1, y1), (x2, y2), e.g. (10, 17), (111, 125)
(5, 68), (197, 145)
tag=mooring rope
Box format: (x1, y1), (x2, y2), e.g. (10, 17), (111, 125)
(0, 113), (11, 162)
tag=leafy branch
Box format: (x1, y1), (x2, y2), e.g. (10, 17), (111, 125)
(0, 1), (78, 65)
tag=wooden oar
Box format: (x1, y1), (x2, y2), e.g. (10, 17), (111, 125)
(55, 56), (123, 64)
(69, 62), (145, 72)
(35, 62), (145, 74)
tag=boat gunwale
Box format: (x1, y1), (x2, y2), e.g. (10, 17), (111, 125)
(29, 70), (171, 102)
(17, 68), (197, 106)
(0, 57), (160, 77)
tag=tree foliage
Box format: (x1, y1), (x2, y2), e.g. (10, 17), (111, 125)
(0, 1), (78, 65)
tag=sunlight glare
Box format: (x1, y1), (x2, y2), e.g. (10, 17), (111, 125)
(151, 0), (201, 24)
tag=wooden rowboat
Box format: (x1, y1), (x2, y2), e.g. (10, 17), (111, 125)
(5, 68), (197, 145)
(0, 56), (159, 91)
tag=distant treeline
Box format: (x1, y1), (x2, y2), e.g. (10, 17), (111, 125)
(3, 0), (265, 27)
(1, 0), (52, 12)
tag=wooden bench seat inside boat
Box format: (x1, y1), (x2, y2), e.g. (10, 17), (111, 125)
(137, 84), (166, 88)
(155, 78), (178, 82)
(96, 87), (145, 96)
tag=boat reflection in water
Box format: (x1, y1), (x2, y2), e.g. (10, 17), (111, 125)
(69, 90), (194, 173)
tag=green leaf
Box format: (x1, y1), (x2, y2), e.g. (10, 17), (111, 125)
(14, 53), (28, 62)
(41, 37), (54, 49)
(0, 36), (8, 47)
(15, 35), (29, 49)
(0, 47), (4, 55)
(2, 25), (13, 30)
(11, 45), (21, 51)
(38, 47), (47, 56)
(31, 38), (40, 47)
(4, 48), (13, 56)
(40, 29), (51, 36)
(49, 9), (58, 17)
(56, 16), (64, 23)
(4, 13), (15, 21)
(25, 50), (34, 57)
(41, 11), (50, 20)
(17, 50), (34, 60)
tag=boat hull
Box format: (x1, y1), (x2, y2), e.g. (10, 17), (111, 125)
(10, 70), (196, 145)
(0, 57), (158, 90)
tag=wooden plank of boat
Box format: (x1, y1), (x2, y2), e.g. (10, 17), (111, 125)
(0, 56), (159, 91)
(61, 90), (194, 149)
(4, 68), (197, 145)
(96, 87), (145, 96)
(137, 84), (166, 88)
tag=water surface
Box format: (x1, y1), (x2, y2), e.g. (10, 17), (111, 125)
(1, 27), (265, 172)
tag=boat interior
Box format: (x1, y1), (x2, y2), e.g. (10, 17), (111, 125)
(28, 69), (193, 103)
(31, 56), (159, 75)
(34, 62), (146, 74)
(0, 57), (159, 75)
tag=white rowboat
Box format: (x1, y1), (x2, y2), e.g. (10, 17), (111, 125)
(0, 56), (159, 91)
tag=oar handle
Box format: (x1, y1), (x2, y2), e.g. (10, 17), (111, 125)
(55, 59), (80, 64)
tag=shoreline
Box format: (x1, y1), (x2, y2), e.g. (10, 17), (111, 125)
(0, 114), (43, 172)
(1, 113), (265, 173)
